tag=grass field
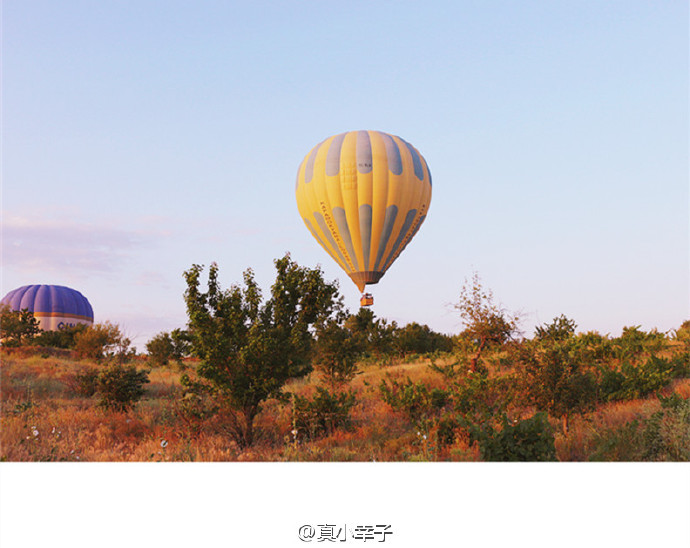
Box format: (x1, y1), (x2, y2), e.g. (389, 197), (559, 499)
(2, 345), (688, 462)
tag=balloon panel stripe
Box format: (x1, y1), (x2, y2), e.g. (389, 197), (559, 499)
(356, 131), (373, 174)
(359, 204), (373, 271)
(374, 205), (398, 271)
(333, 207), (360, 271)
(313, 212), (350, 270)
(325, 133), (347, 176)
(382, 208), (418, 269)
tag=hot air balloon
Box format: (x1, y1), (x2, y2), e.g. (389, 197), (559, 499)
(295, 130), (432, 306)
(1, 284), (94, 331)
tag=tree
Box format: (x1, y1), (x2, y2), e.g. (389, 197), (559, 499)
(518, 337), (598, 435)
(74, 322), (132, 362)
(454, 272), (520, 371)
(344, 308), (397, 359)
(0, 305), (41, 346)
(146, 332), (175, 366)
(183, 254), (342, 448)
(313, 318), (362, 388)
(534, 315), (577, 342)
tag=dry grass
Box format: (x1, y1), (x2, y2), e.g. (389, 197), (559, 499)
(2, 348), (688, 462)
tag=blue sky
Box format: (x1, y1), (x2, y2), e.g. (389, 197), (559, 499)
(2, 1), (688, 349)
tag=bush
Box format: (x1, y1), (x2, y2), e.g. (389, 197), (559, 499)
(96, 364), (150, 411)
(33, 324), (87, 349)
(293, 387), (356, 438)
(379, 377), (450, 425)
(469, 413), (557, 462)
(598, 356), (678, 402)
(74, 322), (128, 361)
(0, 305), (40, 346)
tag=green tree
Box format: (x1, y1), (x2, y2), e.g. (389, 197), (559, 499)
(74, 322), (131, 362)
(34, 323), (87, 349)
(454, 272), (520, 371)
(96, 364), (150, 411)
(313, 318), (362, 388)
(0, 305), (41, 346)
(518, 337), (598, 435)
(534, 315), (577, 342)
(146, 331), (175, 366)
(344, 307), (398, 359)
(183, 254), (341, 448)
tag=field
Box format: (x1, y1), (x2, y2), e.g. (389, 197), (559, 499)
(2, 343), (688, 462)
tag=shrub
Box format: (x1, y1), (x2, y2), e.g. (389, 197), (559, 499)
(33, 324), (87, 349)
(0, 305), (40, 346)
(74, 322), (131, 362)
(469, 413), (557, 462)
(96, 364), (150, 411)
(518, 338), (598, 434)
(379, 376), (450, 425)
(598, 356), (678, 402)
(293, 387), (356, 439)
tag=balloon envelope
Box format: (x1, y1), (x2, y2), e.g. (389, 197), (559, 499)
(1, 284), (94, 331)
(295, 130), (432, 292)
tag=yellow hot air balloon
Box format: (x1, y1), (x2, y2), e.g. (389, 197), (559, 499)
(295, 130), (432, 305)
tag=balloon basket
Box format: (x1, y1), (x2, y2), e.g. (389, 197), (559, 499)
(360, 293), (374, 307)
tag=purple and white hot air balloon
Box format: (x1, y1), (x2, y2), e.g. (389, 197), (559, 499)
(1, 284), (94, 331)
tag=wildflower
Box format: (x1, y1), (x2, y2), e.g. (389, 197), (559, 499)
(160, 439), (168, 449)
(31, 427), (39, 437)
(291, 428), (298, 437)
(422, 434), (427, 441)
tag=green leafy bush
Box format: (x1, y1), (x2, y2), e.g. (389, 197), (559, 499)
(379, 377), (450, 425)
(96, 364), (150, 411)
(469, 413), (557, 462)
(293, 387), (356, 438)
(598, 356), (677, 402)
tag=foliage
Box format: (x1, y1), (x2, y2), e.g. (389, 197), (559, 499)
(33, 323), (87, 349)
(454, 272), (520, 370)
(293, 387), (357, 439)
(74, 322), (133, 362)
(183, 254), (341, 447)
(0, 305), (41, 346)
(534, 315), (577, 342)
(146, 332), (174, 365)
(96, 364), (150, 411)
(313, 319), (362, 387)
(147, 328), (192, 366)
(393, 322), (454, 356)
(674, 320), (690, 350)
(612, 326), (667, 360)
(344, 308), (398, 359)
(379, 376), (450, 426)
(598, 355), (679, 402)
(469, 413), (557, 462)
(178, 373), (219, 426)
(517, 337), (598, 434)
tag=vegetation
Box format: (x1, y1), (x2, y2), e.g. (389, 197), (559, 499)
(1, 260), (688, 462)
(182, 254), (341, 447)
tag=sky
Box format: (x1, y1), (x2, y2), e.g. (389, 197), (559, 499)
(2, 1), (688, 350)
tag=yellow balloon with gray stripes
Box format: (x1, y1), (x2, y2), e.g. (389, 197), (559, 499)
(295, 130), (432, 296)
